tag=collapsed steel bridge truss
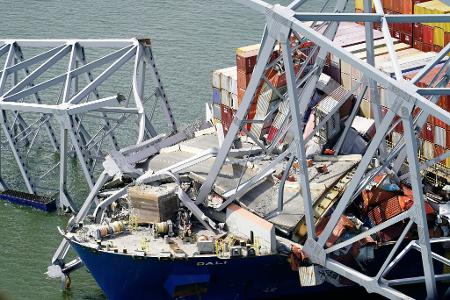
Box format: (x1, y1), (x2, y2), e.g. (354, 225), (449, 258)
(0, 38), (176, 211)
(50, 1), (450, 298)
(196, 0), (450, 298)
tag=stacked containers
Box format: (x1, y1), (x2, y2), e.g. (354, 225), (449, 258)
(413, 0), (450, 53)
(384, 0), (431, 45)
(211, 66), (238, 133)
(236, 44), (263, 132)
(327, 23), (384, 87)
(404, 65), (450, 169)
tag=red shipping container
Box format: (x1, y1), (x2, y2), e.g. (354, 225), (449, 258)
(422, 43), (434, 52)
(413, 39), (423, 51)
(447, 130), (450, 149)
(438, 95), (450, 111)
(238, 88), (246, 105)
(421, 122), (434, 142)
(434, 117), (446, 129)
(413, 23), (422, 41)
(237, 85), (262, 106)
(435, 145), (446, 165)
(402, 23), (413, 34)
(422, 25), (434, 45)
(434, 45), (443, 53)
(400, 33), (413, 46)
(220, 104), (233, 135)
(237, 70), (252, 91)
(394, 117), (404, 133)
(267, 126), (282, 144)
(236, 54), (257, 74)
(392, 22), (402, 32)
(393, 29), (401, 40)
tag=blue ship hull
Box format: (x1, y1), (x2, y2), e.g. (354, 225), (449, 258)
(70, 241), (336, 300)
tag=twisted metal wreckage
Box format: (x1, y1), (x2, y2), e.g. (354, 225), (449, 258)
(0, 38), (177, 212)
(0, 0), (450, 299)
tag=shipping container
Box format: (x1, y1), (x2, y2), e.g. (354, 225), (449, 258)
(231, 93), (238, 110)
(413, 23), (422, 41)
(213, 103), (222, 121)
(237, 70), (252, 91)
(384, 0), (393, 11)
(220, 104), (234, 135)
(212, 69), (221, 89)
(400, 32), (413, 46)
(447, 129), (450, 149)
(212, 87), (221, 104)
(392, 131), (403, 146)
(434, 26), (445, 47)
(422, 25), (434, 44)
(421, 122), (434, 142)
(434, 45), (443, 53)
(236, 44), (259, 74)
(435, 126), (446, 148)
(413, 39), (423, 51)
(435, 144), (446, 165)
(220, 66), (236, 93)
(221, 89), (231, 107)
(422, 43), (434, 52)
(422, 139), (435, 160)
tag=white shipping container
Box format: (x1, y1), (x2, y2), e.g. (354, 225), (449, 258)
(212, 69), (222, 89)
(392, 132), (403, 147)
(422, 140), (434, 160)
(221, 89), (231, 107)
(230, 69), (237, 95)
(435, 126), (446, 148)
(231, 93), (238, 110)
(220, 66), (236, 93)
(378, 87), (396, 109)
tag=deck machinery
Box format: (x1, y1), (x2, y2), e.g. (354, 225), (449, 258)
(0, 0), (447, 299)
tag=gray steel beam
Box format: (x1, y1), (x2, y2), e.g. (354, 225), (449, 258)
(365, 0), (387, 158)
(6, 39), (136, 48)
(3, 45), (70, 97)
(144, 44), (177, 135)
(282, 39), (316, 239)
(3, 45), (66, 77)
(293, 13), (450, 23)
(402, 115), (437, 298)
(69, 46), (137, 104)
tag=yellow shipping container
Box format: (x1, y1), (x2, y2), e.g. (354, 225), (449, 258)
(355, 0), (363, 10)
(236, 44), (260, 56)
(415, 0), (450, 29)
(446, 156), (450, 169)
(355, 0), (374, 11)
(434, 26), (445, 47)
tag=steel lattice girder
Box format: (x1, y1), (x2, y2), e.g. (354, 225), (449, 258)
(0, 38), (177, 211)
(189, 0), (450, 299)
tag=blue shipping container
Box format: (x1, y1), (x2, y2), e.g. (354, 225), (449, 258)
(212, 88), (221, 104)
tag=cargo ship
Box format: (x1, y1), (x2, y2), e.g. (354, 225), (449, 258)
(52, 0), (450, 299)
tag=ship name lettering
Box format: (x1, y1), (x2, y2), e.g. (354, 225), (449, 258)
(196, 261), (227, 266)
